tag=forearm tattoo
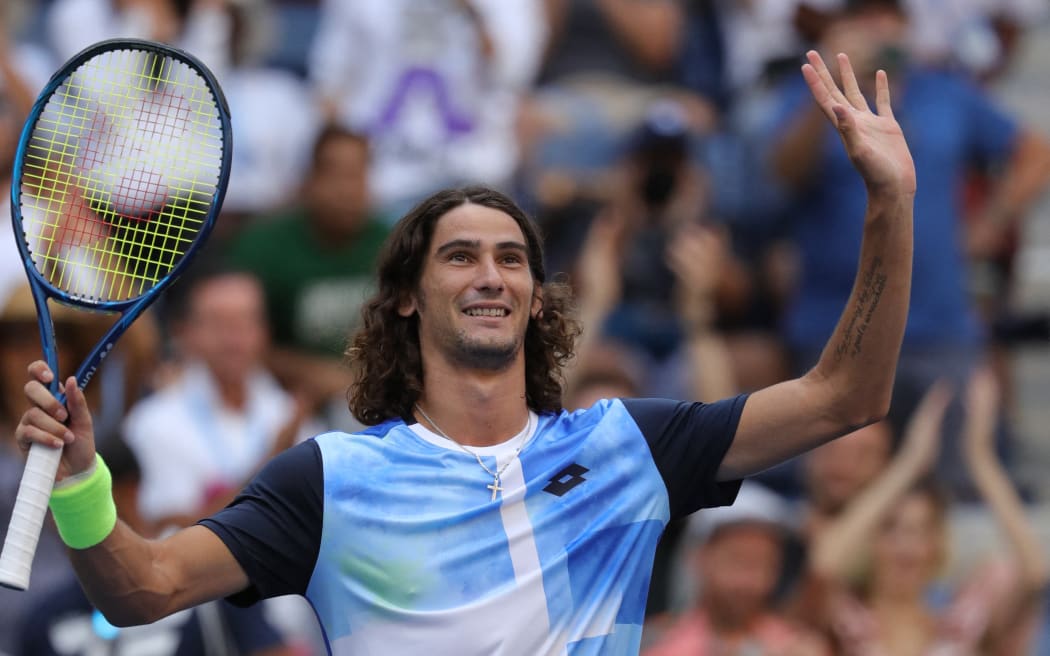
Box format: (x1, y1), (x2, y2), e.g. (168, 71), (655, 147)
(835, 257), (888, 361)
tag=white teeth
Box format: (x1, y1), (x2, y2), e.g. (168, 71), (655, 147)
(465, 308), (507, 317)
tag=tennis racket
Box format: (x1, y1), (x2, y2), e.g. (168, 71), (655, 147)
(0, 39), (232, 591)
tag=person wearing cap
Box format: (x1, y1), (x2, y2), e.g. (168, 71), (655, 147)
(643, 482), (828, 655)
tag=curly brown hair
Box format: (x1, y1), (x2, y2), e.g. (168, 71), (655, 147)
(346, 186), (581, 425)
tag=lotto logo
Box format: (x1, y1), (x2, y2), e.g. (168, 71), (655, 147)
(543, 464), (589, 497)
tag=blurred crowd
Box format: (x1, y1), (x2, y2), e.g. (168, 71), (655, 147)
(2, 0), (1050, 654)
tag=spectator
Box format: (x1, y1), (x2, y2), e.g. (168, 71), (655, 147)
(563, 189), (741, 621)
(122, 264), (308, 532)
(3, 5), (165, 439)
(784, 420), (895, 633)
(807, 371), (1048, 654)
(309, 0), (545, 216)
(225, 125), (388, 428)
(16, 437), (298, 656)
(643, 482), (829, 655)
(523, 0), (717, 190)
(689, 0), (843, 102)
(589, 102), (754, 399)
(0, 18), (52, 305)
(799, 420), (894, 535)
(901, 0), (1048, 79)
(765, 0), (1050, 493)
(45, 0), (231, 71)
(214, 0), (322, 222)
(600, 100), (712, 363)
(560, 143), (741, 401)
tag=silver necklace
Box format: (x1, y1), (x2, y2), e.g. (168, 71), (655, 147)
(414, 403), (532, 501)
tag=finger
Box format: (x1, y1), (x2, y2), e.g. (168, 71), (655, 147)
(801, 64), (834, 124)
(65, 377), (94, 435)
(874, 69), (893, 118)
(831, 104), (857, 144)
(27, 360), (55, 385)
(966, 366), (999, 410)
(16, 423), (68, 452)
(23, 379), (68, 423)
(806, 50), (850, 109)
(669, 228), (706, 258)
(666, 241), (689, 275)
(918, 379), (954, 418)
(836, 53), (868, 111)
(23, 406), (73, 438)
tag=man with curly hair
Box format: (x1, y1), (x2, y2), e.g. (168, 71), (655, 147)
(14, 51), (916, 656)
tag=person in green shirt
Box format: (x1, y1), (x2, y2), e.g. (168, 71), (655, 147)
(226, 124), (388, 424)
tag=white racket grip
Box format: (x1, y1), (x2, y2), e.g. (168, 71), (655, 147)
(0, 442), (62, 590)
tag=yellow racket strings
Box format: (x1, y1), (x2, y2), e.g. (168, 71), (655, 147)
(18, 47), (225, 302)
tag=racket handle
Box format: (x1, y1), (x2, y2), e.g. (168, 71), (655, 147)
(0, 443), (63, 590)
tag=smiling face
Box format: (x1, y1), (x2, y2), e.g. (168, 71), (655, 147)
(399, 203), (542, 372)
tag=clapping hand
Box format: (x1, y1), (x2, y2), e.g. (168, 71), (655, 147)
(897, 380), (953, 475)
(667, 224), (726, 331)
(575, 208), (626, 316)
(963, 366), (1001, 466)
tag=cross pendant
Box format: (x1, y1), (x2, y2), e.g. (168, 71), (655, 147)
(488, 476), (502, 501)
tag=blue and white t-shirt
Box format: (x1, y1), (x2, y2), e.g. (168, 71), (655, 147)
(200, 395), (747, 655)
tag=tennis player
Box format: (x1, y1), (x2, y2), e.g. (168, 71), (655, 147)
(15, 51), (914, 655)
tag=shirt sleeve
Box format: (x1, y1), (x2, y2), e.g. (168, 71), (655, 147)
(198, 440), (324, 606)
(622, 395), (748, 520)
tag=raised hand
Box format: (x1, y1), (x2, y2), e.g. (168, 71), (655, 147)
(896, 380), (952, 475)
(667, 224), (726, 329)
(575, 208), (626, 315)
(963, 366), (1001, 465)
(802, 51), (916, 198)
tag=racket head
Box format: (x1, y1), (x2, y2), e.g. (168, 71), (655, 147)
(10, 38), (232, 313)
(0, 39), (230, 591)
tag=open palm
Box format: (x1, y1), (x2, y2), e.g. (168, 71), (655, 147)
(803, 51), (916, 197)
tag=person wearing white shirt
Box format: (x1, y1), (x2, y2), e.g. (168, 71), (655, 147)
(122, 266), (308, 531)
(309, 0), (546, 218)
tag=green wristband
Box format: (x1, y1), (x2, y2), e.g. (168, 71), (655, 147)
(49, 454), (117, 549)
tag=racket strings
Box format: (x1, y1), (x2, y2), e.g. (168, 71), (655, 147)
(17, 47), (225, 303)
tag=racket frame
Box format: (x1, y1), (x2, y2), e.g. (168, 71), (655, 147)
(0, 38), (232, 591)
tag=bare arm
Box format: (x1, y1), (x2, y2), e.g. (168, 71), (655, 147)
(268, 347), (354, 411)
(967, 129), (1050, 257)
(718, 52), (915, 480)
(595, 0), (683, 72)
(70, 522), (248, 626)
(770, 104), (827, 190)
(963, 369), (1048, 593)
(16, 363), (249, 625)
(991, 129), (1050, 217)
